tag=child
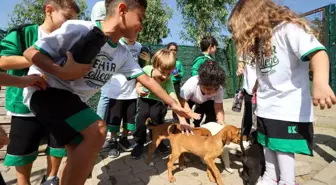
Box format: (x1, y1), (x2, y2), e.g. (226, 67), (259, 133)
(167, 42), (184, 121)
(23, 0), (196, 184)
(191, 36), (218, 76)
(180, 61), (226, 127)
(236, 56), (257, 137)
(0, 72), (46, 185)
(0, 1), (79, 184)
(132, 49), (193, 159)
(228, 0), (336, 185)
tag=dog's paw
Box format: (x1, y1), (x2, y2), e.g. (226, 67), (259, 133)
(168, 176), (176, 183)
(148, 162), (155, 167)
(179, 165), (186, 171)
(225, 168), (234, 174)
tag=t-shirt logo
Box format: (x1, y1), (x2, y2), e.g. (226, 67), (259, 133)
(84, 51), (116, 89)
(130, 49), (139, 63)
(259, 46), (279, 76)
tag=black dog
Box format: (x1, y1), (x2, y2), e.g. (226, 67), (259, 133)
(239, 130), (266, 185)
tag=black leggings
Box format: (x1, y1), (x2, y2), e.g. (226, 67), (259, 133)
(242, 89), (253, 136)
(187, 100), (216, 127)
(133, 98), (167, 144)
(172, 82), (181, 120)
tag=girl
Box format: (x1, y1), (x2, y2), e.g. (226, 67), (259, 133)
(228, 0), (336, 184)
(167, 42), (185, 121)
(180, 61), (226, 126)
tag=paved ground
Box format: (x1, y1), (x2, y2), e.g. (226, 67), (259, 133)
(1, 99), (336, 185)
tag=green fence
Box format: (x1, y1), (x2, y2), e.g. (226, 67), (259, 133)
(87, 44), (235, 111)
(300, 4), (336, 92)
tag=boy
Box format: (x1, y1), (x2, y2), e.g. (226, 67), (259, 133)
(132, 49), (192, 159)
(23, 0), (196, 184)
(0, 1), (79, 185)
(191, 36), (218, 76)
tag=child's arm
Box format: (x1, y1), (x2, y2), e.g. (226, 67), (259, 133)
(310, 50), (336, 109)
(136, 74), (198, 120)
(170, 93), (195, 134)
(136, 81), (149, 97)
(0, 56), (32, 70)
(0, 72), (46, 89)
(24, 48), (91, 80)
(214, 102), (225, 125)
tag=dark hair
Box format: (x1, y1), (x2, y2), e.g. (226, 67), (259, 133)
(105, 0), (147, 16)
(200, 36), (218, 52)
(198, 60), (225, 87)
(44, 0), (80, 14)
(167, 42), (178, 51)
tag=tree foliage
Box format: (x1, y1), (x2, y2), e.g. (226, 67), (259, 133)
(0, 29), (6, 41)
(137, 0), (173, 44)
(8, 0), (89, 27)
(176, 0), (235, 46)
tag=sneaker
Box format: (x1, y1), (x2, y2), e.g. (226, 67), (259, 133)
(102, 139), (114, 150)
(107, 140), (120, 158)
(119, 137), (133, 152)
(131, 143), (144, 159)
(157, 142), (169, 154)
(41, 176), (59, 185)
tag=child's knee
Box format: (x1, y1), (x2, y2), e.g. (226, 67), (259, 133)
(81, 120), (107, 144)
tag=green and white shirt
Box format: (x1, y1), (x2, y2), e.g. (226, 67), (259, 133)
(255, 22), (326, 122)
(0, 24), (46, 116)
(102, 38), (142, 99)
(23, 20), (144, 107)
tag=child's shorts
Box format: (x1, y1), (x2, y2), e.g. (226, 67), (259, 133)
(257, 117), (313, 156)
(30, 88), (101, 146)
(4, 116), (66, 167)
(105, 99), (137, 133)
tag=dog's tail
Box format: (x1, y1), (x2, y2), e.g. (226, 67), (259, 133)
(167, 123), (180, 136)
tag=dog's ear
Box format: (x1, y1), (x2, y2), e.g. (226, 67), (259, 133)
(222, 129), (232, 145)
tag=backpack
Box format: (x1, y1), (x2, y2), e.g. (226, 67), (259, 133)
(1, 24), (36, 54)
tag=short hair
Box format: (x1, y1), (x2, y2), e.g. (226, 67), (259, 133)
(198, 60), (225, 87)
(105, 0), (147, 16)
(43, 0), (80, 14)
(152, 49), (176, 71)
(167, 42), (178, 51)
(200, 36), (218, 52)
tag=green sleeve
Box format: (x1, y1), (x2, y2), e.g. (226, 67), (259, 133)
(166, 78), (175, 95)
(177, 60), (184, 78)
(191, 58), (205, 76)
(0, 31), (22, 56)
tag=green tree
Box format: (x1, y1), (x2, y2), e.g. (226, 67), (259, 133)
(137, 0), (173, 44)
(9, 0), (89, 27)
(0, 29), (6, 41)
(176, 0), (235, 46)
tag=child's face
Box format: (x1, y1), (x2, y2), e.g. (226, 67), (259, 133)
(200, 85), (219, 95)
(121, 6), (145, 42)
(168, 45), (177, 54)
(47, 5), (78, 30)
(209, 45), (217, 55)
(152, 68), (173, 83)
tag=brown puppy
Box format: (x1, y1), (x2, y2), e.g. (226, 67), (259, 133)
(167, 124), (240, 185)
(146, 122), (211, 166)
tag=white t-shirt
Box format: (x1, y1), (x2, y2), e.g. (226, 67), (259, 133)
(23, 20), (144, 108)
(102, 38), (142, 99)
(9, 27), (48, 117)
(180, 76), (224, 104)
(255, 22), (325, 122)
(243, 63), (257, 95)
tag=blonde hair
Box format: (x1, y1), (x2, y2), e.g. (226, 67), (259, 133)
(228, 0), (311, 58)
(152, 49), (176, 70)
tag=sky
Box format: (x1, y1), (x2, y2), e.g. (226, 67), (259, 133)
(0, 0), (335, 45)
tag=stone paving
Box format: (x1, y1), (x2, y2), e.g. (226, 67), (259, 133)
(1, 99), (336, 185)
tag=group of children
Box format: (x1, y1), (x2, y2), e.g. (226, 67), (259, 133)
(0, 0), (335, 185)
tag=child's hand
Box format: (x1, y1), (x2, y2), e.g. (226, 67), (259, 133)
(0, 127), (9, 149)
(139, 52), (150, 63)
(136, 86), (149, 97)
(171, 101), (200, 120)
(58, 52), (92, 80)
(312, 83), (336, 109)
(236, 67), (244, 76)
(18, 74), (47, 90)
(180, 122), (194, 136)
